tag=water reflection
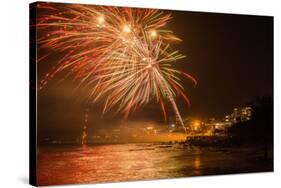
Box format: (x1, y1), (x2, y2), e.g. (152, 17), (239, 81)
(38, 143), (272, 186)
(193, 156), (201, 175)
(194, 156), (201, 169)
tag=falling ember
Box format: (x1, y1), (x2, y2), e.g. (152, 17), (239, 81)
(36, 3), (196, 132)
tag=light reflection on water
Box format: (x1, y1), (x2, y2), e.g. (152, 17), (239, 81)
(38, 143), (272, 186)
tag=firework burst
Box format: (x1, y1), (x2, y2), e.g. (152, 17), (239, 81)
(36, 3), (196, 131)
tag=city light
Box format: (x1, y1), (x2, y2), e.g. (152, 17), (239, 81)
(192, 120), (201, 131)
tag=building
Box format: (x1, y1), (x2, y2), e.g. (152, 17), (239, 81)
(229, 107), (252, 123)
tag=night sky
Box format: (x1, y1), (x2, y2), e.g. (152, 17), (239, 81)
(37, 6), (273, 140)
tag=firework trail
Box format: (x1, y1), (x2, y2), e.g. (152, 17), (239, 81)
(81, 108), (89, 145)
(36, 3), (196, 131)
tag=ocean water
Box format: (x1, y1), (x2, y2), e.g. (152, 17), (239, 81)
(37, 143), (273, 186)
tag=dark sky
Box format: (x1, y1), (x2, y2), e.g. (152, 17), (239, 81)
(37, 6), (273, 139)
(171, 11), (273, 118)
